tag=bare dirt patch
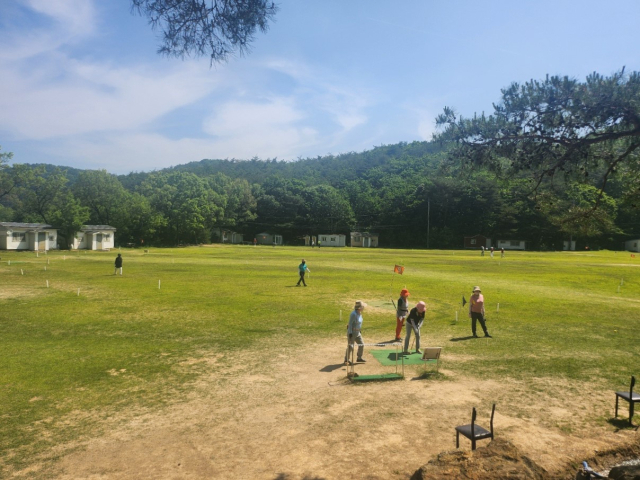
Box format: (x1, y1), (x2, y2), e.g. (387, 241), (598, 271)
(21, 337), (639, 479)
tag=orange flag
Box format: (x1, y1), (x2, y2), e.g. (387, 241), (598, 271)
(394, 265), (404, 275)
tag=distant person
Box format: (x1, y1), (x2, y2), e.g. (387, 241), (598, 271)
(296, 259), (310, 286)
(253, 238), (257, 247)
(469, 286), (491, 338)
(345, 301), (367, 364)
(500, 247), (505, 258)
(404, 301), (426, 354)
(481, 246), (485, 256)
(114, 253), (123, 275)
(311, 239), (315, 248)
(490, 247), (494, 258)
(318, 240), (321, 249)
(395, 288), (410, 342)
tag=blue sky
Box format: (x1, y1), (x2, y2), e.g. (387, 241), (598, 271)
(1, 0), (639, 174)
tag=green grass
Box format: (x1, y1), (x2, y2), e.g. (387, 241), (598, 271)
(1, 246), (639, 474)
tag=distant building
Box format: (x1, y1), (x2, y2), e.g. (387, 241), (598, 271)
(212, 228), (243, 244)
(72, 225), (116, 250)
(563, 240), (576, 251)
(496, 239), (526, 250)
(464, 234), (491, 249)
(318, 234), (346, 247)
(350, 232), (379, 248)
(625, 239), (640, 253)
(0, 222), (58, 251)
(256, 232), (283, 245)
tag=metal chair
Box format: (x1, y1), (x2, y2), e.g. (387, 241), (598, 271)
(615, 376), (640, 425)
(455, 404), (495, 450)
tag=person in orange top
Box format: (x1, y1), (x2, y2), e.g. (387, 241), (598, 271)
(395, 288), (410, 342)
(469, 286), (491, 338)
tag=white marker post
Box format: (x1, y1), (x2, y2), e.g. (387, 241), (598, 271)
(46, 280), (49, 288)
(497, 303), (500, 312)
(455, 311), (458, 323)
(7, 260), (10, 266)
(158, 280), (161, 290)
(21, 269), (23, 275)
(44, 266), (47, 271)
(77, 288), (80, 296)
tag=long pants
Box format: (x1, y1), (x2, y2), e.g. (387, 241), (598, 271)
(471, 312), (489, 336)
(114, 267), (122, 275)
(404, 323), (421, 352)
(395, 316), (406, 340)
(345, 330), (364, 361)
(296, 272), (306, 286)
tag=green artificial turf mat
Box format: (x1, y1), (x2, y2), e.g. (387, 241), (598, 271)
(350, 373), (403, 382)
(369, 349), (438, 366)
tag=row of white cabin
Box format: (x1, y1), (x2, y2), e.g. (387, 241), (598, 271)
(0, 223), (116, 251)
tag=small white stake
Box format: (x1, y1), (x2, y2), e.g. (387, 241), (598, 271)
(44, 266), (47, 271)
(497, 303), (500, 312)
(77, 288), (80, 296)
(21, 269), (24, 275)
(46, 280), (49, 288)
(617, 285), (621, 293)
(158, 280), (161, 290)
(621, 278), (624, 286)
(7, 260), (10, 266)
(340, 310), (342, 322)
(455, 311), (458, 323)
(37, 252), (39, 257)
(47, 258), (50, 265)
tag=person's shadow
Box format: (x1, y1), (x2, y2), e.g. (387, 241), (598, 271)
(320, 364), (344, 372)
(450, 335), (477, 342)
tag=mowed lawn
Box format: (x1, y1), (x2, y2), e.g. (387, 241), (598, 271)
(1, 245), (639, 475)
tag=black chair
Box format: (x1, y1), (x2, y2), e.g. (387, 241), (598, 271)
(455, 404), (495, 450)
(615, 376), (640, 425)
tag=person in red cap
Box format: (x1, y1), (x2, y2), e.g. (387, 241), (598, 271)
(404, 301), (427, 354)
(395, 288), (410, 342)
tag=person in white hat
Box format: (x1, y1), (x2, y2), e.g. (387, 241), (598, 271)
(345, 301), (367, 364)
(404, 301), (426, 354)
(469, 286), (491, 338)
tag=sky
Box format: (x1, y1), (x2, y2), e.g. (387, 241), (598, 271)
(1, 0), (639, 175)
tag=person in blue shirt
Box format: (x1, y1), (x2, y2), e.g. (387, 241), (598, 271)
(296, 259), (310, 286)
(344, 300), (367, 364)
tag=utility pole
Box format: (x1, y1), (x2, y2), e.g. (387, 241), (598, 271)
(427, 198), (430, 249)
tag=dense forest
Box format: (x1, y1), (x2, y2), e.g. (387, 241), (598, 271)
(1, 137), (639, 251)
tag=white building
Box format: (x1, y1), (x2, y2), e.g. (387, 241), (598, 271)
(0, 222), (58, 251)
(625, 239), (640, 253)
(72, 225), (116, 250)
(318, 234), (346, 247)
(496, 239), (526, 250)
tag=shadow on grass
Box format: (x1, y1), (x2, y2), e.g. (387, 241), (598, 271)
(450, 335), (477, 342)
(607, 417), (639, 432)
(320, 364), (345, 372)
(410, 371), (446, 381)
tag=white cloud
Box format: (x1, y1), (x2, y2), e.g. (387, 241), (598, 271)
(26, 0), (96, 37)
(0, 57), (218, 139)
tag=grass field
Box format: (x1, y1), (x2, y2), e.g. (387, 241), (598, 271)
(1, 245), (639, 478)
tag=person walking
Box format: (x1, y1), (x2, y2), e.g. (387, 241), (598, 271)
(395, 288), (410, 342)
(469, 286), (491, 338)
(404, 301), (426, 354)
(114, 253), (123, 275)
(345, 301), (367, 364)
(481, 246), (485, 256)
(296, 259), (310, 286)
(490, 246), (494, 258)
(500, 247), (505, 258)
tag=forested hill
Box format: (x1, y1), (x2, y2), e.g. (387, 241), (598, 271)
(121, 140), (444, 187)
(2, 138), (638, 251)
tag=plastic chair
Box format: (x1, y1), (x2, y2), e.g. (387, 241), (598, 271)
(615, 376), (640, 425)
(455, 404), (495, 450)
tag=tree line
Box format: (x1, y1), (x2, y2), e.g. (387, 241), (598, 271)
(2, 70), (639, 250)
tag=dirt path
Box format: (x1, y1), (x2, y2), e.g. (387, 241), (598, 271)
(41, 336), (637, 479)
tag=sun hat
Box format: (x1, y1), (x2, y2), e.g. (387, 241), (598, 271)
(416, 301), (426, 312)
(354, 300), (367, 310)
(473, 286), (481, 292)
(400, 288), (410, 296)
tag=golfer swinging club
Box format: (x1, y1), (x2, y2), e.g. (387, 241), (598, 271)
(404, 301), (426, 354)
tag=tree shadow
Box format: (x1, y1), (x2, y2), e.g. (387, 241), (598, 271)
(450, 335), (477, 342)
